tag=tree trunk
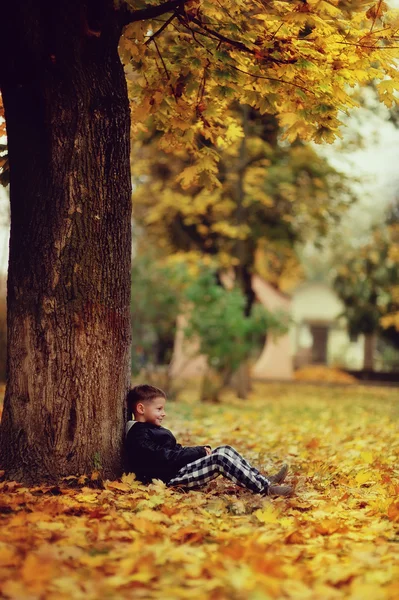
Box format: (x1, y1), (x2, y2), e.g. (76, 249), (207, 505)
(200, 367), (231, 403)
(0, 1), (131, 483)
(232, 362), (252, 399)
(363, 333), (375, 371)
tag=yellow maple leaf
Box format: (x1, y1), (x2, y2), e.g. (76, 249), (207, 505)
(176, 165), (199, 189)
(355, 470), (371, 485)
(121, 472), (137, 486)
(104, 481), (131, 493)
(254, 503), (281, 524)
(360, 451), (374, 464)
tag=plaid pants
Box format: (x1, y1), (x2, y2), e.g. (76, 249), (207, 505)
(167, 445), (270, 494)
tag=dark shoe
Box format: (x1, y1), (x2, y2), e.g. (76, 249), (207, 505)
(267, 484), (293, 497)
(268, 463), (288, 484)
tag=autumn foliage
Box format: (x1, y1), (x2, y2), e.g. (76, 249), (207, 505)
(0, 383), (398, 599)
(122, 0), (399, 189)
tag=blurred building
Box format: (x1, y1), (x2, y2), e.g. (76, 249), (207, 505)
(251, 276), (292, 380)
(253, 278), (365, 379)
(290, 281), (365, 372)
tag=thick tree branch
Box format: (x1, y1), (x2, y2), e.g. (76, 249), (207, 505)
(179, 15), (297, 65)
(121, 0), (187, 27)
(187, 15), (255, 55)
(120, 2), (296, 66)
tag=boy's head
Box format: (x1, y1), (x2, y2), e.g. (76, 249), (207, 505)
(127, 384), (166, 426)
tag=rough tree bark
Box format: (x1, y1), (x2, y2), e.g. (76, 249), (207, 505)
(0, 1), (132, 483)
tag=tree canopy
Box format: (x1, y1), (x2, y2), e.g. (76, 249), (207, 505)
(2, 1), (399, 187)
(121, 0), (399, 187)
(131, 105), (354, 293)
(333, 209), (399, 346)
(125, 0), (397, 312)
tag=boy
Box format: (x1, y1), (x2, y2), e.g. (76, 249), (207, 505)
(125, 384), (293, 497)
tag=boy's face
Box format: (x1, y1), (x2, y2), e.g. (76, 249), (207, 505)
(137, 396), (166, 426)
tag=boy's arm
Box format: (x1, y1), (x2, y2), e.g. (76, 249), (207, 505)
(132, 429), (207, 474)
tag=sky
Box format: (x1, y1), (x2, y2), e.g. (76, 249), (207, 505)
(318, 95), (399, 233)
(1, 3), (399, 273)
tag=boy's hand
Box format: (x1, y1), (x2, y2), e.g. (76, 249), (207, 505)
(204, 446), (212, 456)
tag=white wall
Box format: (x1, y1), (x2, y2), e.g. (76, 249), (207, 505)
(290, 282), (364, 369)
(291, 282), (344, 323)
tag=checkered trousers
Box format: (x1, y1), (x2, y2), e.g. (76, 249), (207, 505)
(167, 445), (270, 494)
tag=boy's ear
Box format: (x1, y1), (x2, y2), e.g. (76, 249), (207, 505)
(136, 402), (145, 415)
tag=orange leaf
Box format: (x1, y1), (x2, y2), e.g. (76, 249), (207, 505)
(387, 500), (399, 522)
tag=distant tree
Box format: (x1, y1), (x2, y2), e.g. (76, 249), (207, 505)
(131, 252), (288, 401)
(379, 204), (399, 341)
(333, 212), (399, 369)
(184, 268), (288, 401)
(130, 250), (190, 396)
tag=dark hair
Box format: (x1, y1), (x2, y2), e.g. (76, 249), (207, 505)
(127, 384), (166, 417)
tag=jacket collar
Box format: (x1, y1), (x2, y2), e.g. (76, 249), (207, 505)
(125, 420), (136, 435)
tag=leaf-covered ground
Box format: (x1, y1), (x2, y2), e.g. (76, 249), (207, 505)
(0, 382), (398, 600)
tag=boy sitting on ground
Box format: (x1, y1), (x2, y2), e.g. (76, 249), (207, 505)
(125, 384), (293, 497)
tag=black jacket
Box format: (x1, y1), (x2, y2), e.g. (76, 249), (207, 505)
(125, 421), (207, 483)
